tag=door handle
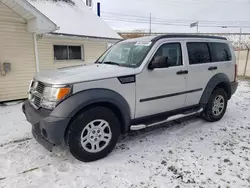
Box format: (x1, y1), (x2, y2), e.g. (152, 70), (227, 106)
(208, 66), (218, 71)
(176, 70), (188, 75)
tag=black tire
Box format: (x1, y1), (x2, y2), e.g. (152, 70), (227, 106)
(203, 88), (228, 122)
(67, 107), (121, 162)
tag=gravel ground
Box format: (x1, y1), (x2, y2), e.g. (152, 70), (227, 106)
(0, 81), (250, 188)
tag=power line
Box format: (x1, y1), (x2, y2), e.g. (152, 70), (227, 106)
(98, 11), (250, 25)
(103, 17), (250, 28)
(156, 0), (249, 4)
(102, 17), (190, 26)
(102, 17), (250, 28)
(136, 0), (250, 5)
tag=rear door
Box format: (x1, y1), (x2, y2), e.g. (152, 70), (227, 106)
(209, 42), (235, 82)
(184, 41), (216, 106)
(185, 40), (234, 107)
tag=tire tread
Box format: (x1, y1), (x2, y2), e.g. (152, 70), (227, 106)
(202, 88), (228, 122)
(67, 106), (120, 162)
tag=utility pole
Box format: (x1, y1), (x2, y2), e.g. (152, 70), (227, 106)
(239, 28), (242, 45)
(196, 21), (199, 33)
(149, 13), (151, 35)
(238, 28), (242, 65)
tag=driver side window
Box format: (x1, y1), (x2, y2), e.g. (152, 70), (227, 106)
(153, 43), (183, 67)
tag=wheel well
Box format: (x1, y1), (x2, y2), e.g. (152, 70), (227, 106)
(64, 102), (126, 143)
(215, 82), (231, 99)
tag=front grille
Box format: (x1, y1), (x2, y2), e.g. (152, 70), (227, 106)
(33, 96), (41, 108)
(36, 82), (45, 94)
(29, 81), (45, 108)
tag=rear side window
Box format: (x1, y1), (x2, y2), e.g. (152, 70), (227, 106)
(187, 42), (211, 64)
(210, 43), (232, 62)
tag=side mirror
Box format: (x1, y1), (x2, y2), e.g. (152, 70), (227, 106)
(148, 56), (168, 70)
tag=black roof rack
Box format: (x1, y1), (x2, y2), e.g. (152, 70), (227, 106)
(151, 34), (227, 42)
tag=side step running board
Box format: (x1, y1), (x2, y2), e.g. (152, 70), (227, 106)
(130, 108), (203, 131)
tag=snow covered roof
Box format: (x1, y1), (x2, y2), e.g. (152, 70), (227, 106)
(26, 0), (122, 40)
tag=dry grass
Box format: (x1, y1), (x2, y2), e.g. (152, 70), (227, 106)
(237, 75), (250, 80)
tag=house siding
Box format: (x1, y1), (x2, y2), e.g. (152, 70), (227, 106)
(38, 36), (107, 70)
(0, 2), (36, 102)
(0, 2), (116, 102)
(0, 2), (26, 24)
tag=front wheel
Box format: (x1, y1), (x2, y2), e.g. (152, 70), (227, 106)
(67, 107), (121, 162)
(203, 88), (228, 122)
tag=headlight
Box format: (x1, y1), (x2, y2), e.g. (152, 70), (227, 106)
(28, 79), (34, 92)
(43, 86), (71, 101)
(41, 86), (71, 109)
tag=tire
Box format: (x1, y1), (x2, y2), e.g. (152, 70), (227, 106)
(67, 107), (121, 162)
(202, 88), (228, 122)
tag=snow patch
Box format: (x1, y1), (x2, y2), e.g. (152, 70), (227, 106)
(27, 0), (122, 39)
(0, 81), (250, 187)
(31, 0), (75, 5)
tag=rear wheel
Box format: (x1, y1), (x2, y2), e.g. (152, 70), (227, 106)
(67, 107), (120, 162)
(203, 88), (228, 122)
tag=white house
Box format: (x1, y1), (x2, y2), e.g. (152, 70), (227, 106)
(0, 0), (121, 102)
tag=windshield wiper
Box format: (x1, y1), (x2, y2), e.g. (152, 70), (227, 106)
(102, 61), (120, 66)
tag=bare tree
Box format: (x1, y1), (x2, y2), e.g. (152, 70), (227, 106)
(119, 30), (147, 39)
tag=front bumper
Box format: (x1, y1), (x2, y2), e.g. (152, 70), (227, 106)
(32, 128), (54, 151)
(22, 101), (70, 151)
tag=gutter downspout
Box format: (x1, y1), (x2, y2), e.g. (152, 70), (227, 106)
(33, 33), (40, 72)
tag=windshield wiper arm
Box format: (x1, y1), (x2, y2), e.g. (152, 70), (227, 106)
(102, 61), (120, 66)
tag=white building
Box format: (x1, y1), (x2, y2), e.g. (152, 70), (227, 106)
(0, 0), (121, 102)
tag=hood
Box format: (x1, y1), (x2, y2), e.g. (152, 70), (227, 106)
(34, 64), (136, 85)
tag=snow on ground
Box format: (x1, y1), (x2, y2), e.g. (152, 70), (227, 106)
(0, 81), (250, 188)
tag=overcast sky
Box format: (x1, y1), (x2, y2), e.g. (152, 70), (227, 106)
(91, 0), (250, 33)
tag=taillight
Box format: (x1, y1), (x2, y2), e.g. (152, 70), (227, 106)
(234, 64), (238, 82)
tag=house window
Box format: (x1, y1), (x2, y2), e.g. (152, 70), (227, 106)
(54, 45), (84, 61)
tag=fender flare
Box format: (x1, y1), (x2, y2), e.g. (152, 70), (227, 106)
(199, 73), (231, 105)
(51, 88), (132, 133)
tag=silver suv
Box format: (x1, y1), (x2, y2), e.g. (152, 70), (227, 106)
(22, 34), (238, 162)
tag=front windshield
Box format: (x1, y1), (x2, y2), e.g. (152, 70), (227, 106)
(97, 41), (153, 67)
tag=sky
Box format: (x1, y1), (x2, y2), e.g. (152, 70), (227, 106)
(90, 0), (250, 33)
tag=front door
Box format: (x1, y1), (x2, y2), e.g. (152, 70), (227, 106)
(135, 42), (188, 118)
